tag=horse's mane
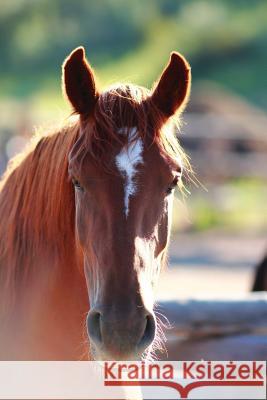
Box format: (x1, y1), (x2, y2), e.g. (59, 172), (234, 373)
(0, 83), (189, 308)
(0, 120), (80, 307)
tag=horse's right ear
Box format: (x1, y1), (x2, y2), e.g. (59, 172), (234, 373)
(62, 47), (98, 115)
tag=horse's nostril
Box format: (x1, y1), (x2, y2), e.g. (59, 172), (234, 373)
(138, 313), (156, 351)
(87, 310), (102, 346)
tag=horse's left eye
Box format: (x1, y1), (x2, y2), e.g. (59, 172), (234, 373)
(166, 176), (179, 195)
(72, 178), (84, 192)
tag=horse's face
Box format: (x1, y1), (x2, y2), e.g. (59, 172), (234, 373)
(69, 129), (180, 359)
(64, 47), (191, 360)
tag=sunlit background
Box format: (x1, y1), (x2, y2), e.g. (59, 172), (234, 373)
(0, 0), (266, 298)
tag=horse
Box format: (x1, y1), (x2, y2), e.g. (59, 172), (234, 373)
(252, 254), (267, 291)
(0, 47), (191, 361)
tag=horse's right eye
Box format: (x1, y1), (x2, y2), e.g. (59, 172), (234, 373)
(166, 175), (180, 195)
(72, 178), (84, 192)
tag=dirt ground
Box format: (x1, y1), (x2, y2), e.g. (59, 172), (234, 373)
(156, 232), (267, 300)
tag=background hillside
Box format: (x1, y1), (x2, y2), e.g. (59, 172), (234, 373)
(1, 0), (267, 108)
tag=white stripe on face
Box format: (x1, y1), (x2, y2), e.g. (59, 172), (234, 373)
(115, 127), (144, 217)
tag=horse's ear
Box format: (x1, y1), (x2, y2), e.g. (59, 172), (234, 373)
(62, 47), (98, 115)
(151, 52), (191, 117)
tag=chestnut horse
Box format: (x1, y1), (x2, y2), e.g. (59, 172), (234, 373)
(0, 47), (191, 360)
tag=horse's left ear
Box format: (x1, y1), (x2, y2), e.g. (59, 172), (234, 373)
(151, 52), (191, 117)
(62, 46), (99, 115)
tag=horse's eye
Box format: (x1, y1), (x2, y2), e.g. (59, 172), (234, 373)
(72, 178), (84, 192)
(166, 176), (179, 195)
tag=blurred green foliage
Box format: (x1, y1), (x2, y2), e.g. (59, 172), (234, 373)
(0, 0), (267, 108)
(172, 179), (267, 233)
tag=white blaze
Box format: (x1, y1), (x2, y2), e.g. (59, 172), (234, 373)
(115, 127), (143, 217)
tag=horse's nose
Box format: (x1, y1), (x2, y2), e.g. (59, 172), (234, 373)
(87, 307), (156, 358)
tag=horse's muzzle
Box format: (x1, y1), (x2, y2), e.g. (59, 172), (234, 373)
(86, 306), (156, 360)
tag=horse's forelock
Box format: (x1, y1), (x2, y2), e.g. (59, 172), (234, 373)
(75, 83), (189, 174)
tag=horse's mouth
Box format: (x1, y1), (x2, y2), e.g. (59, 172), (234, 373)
(90, 343), (143, 362)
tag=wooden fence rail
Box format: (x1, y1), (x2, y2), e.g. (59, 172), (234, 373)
(159, 293), (267, 360)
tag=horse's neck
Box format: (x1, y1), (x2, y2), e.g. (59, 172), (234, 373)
(0, 127), (89, 360)
(1, 256), (89, 360)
